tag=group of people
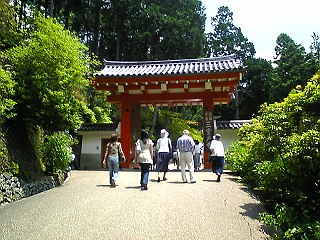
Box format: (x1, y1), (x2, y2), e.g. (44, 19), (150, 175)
(103, 129), (225, 190)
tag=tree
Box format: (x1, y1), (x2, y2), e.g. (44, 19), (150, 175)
(310, 32), (320, 61)
(0, 0), (22, 50)
(90, 0), (206, 62)
(271, 33), (320, 102)
(205, 6), (255, 61)
(205, 6), (256, 119)
(7, 15), (95, 133)
(238, 58), (273, 119)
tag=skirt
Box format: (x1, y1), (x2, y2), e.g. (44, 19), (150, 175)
(156, 152), (170, 172)
(211, 156), (225, 174)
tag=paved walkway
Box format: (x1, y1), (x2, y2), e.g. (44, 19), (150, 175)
(0, 166), (274, 240)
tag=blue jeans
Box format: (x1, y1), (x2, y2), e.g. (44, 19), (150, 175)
(139, 163), (151, 186)
(108, 156), (119, 184)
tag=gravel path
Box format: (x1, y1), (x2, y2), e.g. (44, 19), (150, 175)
(0, 167), (274, 240)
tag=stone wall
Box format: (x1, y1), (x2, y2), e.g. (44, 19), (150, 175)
(0, 172), (68, 205)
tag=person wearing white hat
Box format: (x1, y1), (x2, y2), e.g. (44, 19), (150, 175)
(155, 129), (172, 182)
(209, 134), (225, 182)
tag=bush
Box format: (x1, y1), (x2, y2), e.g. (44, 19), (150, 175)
(226, 75), (320, 239)
(42, 132), (73, 174)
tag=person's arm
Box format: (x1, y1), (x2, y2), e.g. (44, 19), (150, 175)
(103, 144), (109, 164)
(150, 144), (154, 160)
(119, 143), (126, 162)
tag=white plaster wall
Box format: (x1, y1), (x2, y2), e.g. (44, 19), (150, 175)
(78, 131), (116, 169)
(80, 131), (115, 154)
(215, 129), (239, 150)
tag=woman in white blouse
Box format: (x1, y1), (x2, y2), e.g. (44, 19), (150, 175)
(155, 129), (172, 182)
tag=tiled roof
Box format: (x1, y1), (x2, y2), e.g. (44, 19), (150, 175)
(216, 120), (251, 130)
(96, 56), (242, 78)
(77, 123), (118, 132)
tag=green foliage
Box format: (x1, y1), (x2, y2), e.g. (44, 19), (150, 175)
(205, 6), (255, 61)
(153, 109), (203, 146)
(6, 15), (95, 132)
(310, 32), (320, 61)
(0, 131), (14, 174)
(41, 132), (73, 174)
(86, 86), (112, 123)
(0, 68), (16, 122)
(92, 0), (206, 61)
(271, 33), (320, 102)
(239, 58), (273, 119)
(0, 0), (22, 50)
(226, 74), (320, 238)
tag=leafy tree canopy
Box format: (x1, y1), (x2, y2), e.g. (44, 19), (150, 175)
(0, 0), (22, 50)
(205, 6), (255, 61)
(271, 33), (320, 102)
(6, 15), (95, 132)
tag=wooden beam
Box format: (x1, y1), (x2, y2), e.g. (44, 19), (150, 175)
(106, 91), (231, 103)
(95, 79), (239, 92)
(94, 71), (243, 84)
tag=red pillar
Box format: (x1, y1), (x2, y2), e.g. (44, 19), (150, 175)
(203, 97), (214, 169)
(120, 101), (132, 168)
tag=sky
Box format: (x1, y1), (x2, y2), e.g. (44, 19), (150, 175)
(201, 0), (320, 61)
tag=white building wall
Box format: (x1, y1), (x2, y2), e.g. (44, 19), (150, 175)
(78, 131), (116, 169)
(215, 129), (239, 150)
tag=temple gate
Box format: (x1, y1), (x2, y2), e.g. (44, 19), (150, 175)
(93, 56), (244, 168)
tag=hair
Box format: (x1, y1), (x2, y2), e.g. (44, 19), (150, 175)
(110, 134), (118, 143)
(183, 129), (189, 135)
(140, 129), (149, 144)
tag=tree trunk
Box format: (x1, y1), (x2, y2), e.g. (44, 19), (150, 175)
(149, 106), (159, 137)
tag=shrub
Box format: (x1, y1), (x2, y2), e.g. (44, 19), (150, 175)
(227, 75), (320, 239)
(41, 132), (73, 174)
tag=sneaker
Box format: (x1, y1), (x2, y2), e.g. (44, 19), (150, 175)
(191, 181), (196, 184)
(110, 180), (116, 188)
(217, 175), (221, 182)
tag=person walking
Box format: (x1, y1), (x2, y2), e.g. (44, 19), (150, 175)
(155, 129), (172, 182)
(209, 134), (225, 182)
(176, 130), (196, 183)
(135, 129), (154, 190)
(193, 140), (201, 171)
(103, 134), (126, 188)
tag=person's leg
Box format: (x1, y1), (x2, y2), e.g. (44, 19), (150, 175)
(163, 153), (169, 180)
(140, 164), (143, 186)
(186, 152), (196, 183)
(177, 157), (180, 169)
(108, 160), (115, 187)
(156, 153), (162, 182)
(180, 152), (187, 182)
(193, 154), (197, 171)
(113, 161), (119, 184)
(216, 157), (224, 182)
(140, 163), (150, 190)
(196, 153), (200, 171)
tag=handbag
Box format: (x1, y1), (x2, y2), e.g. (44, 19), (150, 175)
(118, 145), (125, 162)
